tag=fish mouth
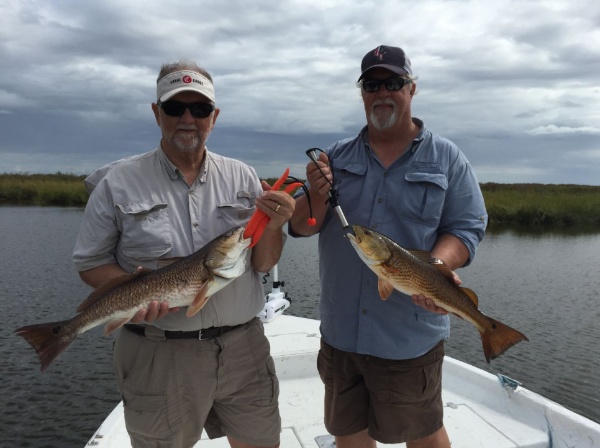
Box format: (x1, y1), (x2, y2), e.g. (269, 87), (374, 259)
(348, 224), (365, 243)
(235, 228), (252, 249)
(346, 229), (357, 243)
(241, 238), (252, 250)
(219, 227), (251, 254)
(237, 229), (248, 242)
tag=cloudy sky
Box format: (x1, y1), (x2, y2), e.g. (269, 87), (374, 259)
(1, 0), (599, 184)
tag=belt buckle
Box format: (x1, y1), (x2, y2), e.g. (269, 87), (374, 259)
(198, 330), (209, 341)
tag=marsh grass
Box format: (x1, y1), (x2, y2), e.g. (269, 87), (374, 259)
(481, 183), (600, 226)
(0, 173), (89, 206)
(1, 174), (599, 227)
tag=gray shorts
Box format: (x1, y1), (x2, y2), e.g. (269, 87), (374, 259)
(113, 317), (280, 447)
(317, 339), (444, 444)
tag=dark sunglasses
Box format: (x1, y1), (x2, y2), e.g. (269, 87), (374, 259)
(361, 77), (411, 93)
(158, 100), (215, 118)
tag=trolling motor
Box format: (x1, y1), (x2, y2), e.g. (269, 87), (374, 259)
(306, 148), (351, 232)
(257, 264), (291, 322)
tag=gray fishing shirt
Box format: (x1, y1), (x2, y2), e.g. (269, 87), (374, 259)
(73, 146), (265, 331)
(291, 119), (487, 359)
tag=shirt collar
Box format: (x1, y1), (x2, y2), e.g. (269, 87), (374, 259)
(157, 145), (179, 180)
(157, 144), (210, 184)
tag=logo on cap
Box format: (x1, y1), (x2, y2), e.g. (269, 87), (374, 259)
(374, 46), (386, 62)
(183, 75), (192, 84)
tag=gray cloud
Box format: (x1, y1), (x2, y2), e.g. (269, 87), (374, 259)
(1, 0), (599, 184)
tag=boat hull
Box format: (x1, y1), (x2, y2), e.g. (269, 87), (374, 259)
(86, 315), (600, 448)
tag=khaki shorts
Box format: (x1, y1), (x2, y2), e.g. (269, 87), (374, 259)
(317, 339), (444, 444)
(113, 317), (280, 448)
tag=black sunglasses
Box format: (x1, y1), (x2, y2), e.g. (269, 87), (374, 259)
(158, 100), (215, 118)
(361, 77), (411, 93)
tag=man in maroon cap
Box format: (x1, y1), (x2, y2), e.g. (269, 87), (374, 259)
(290, 45), (487, 447)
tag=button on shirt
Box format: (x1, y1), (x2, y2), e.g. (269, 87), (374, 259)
(73, 147), (264, 331)
(293, 119), (487, 360)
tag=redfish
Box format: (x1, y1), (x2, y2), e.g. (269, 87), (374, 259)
(16, 226), (251, 371)
(347, 224), (528, 363)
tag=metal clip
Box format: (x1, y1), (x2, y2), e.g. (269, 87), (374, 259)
(306, 148), (350, 232)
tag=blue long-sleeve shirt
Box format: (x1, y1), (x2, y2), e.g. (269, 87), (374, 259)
(292, 119), (487, 359)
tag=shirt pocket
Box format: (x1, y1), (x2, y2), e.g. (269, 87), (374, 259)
(402, 165), (448, 224)
(116, 202), (173, 259)
(216, 202), (255, 232)
(332, 162), (367, 213)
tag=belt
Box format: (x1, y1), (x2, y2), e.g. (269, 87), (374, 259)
(124, 322), (246, 340)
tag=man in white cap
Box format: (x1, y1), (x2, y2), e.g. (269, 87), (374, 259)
(73, 60), (293, 448)
(290, 45), (487, 447)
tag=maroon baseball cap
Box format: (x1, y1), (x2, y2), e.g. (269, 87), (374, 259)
(358, 45), (413, 81)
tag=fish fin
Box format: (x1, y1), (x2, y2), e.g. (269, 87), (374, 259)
(406, 249), (455, 284)
(378, 278), (394, 300)
(76, 296), (99, 313)
(186, 282), (212, 317)
(156, 258), (182, 269)
(15, 320), (76, 372)
(430, 262), (456, 282)
(103, 318), (131, 336)
(77, 269), (152, 312)
(407, 249), (432, 263)
(461, 287), (479, 307)
(480, 317), (529, 363)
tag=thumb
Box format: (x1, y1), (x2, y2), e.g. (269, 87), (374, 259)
(260, 180), (272, 191)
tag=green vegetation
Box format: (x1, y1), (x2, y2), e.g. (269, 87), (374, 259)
(1, 174), (599, 228)
(0, 173), (89, 206)
(481, 183), (600, 226)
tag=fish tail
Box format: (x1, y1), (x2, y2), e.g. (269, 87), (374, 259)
(480, 317), (529, 363)
(15, 320), (77, 371)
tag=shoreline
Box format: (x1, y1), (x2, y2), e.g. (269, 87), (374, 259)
(1, 173), (600, 227)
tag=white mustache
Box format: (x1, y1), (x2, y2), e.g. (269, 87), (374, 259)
(373, 99), (395, 107)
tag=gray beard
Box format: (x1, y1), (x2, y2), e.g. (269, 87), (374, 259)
(163, 128), (209, 153)
(173, 134), (201, 153)
(369, 107), (397, 130)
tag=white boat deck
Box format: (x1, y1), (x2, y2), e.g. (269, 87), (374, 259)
(87, 315), (600, 448)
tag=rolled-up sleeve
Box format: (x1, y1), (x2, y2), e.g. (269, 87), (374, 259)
(439, 159), (487, 265)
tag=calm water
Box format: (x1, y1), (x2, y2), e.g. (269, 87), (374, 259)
(1, 206), (599, 447)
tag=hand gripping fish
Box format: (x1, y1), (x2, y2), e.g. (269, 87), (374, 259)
(347, 225), (528, 363)
(16, 226), (255, 371)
